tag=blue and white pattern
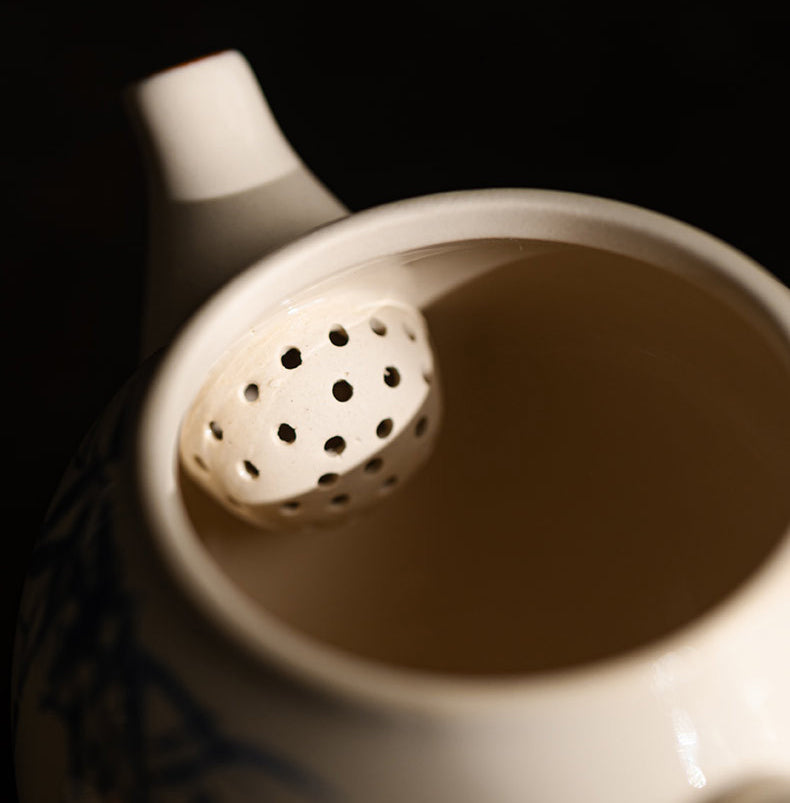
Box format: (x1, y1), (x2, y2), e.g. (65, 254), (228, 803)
(13, 373), (336, 803)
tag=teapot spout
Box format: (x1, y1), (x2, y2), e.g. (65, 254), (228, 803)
(127, 50), (348, 356)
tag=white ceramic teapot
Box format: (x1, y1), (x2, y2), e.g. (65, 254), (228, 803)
(12, 50), (790, 803)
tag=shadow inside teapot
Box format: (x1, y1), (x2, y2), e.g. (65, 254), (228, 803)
(701, 777), (790, 802)
(180, 241), (790, 676)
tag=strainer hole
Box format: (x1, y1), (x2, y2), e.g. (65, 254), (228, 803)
(332, 380), (354, 402)
(324, 436), (346, 455)
(318, 472), (339, 487)
(242, 460), (260, 478)
(381, 475), (398, 493)
(194, 455), (208, 471)
(244, 383), (259, 402)
(383, 366), (400, 387)
(423, 370), (433, 385)
(376, 418), (393, 439)
(330, 494), (350, 508)
(415, 416), (429, 437)
(365, 457), (383, 473)
(280, 501), (301, 515)
(281, 348), (302, 369)
(329, 326), (349, 346)
(208, 421), (223, 440)
(404, 324), (417, 341)
(370, 318), (387, 336)
(278, 423), (297, 443)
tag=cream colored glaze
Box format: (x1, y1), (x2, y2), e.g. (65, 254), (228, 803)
(181, 243), (790, 675)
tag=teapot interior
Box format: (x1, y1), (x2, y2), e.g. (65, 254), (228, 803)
(180, 240), (790, 675)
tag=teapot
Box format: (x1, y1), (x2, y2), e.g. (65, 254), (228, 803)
(12, 49), (790, 802)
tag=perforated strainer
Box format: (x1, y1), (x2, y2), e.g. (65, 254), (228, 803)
(179, 290), (440, 529)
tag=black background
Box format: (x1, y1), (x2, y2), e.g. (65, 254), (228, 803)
(4, 7), (790, 800)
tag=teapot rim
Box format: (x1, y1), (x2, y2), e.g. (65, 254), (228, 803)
(137, 187), (790, 715)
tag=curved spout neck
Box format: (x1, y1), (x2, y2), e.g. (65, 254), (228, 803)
(126, 50), (349, 356)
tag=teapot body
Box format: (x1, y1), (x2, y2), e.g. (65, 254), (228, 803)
(13, 49), (790, 803)
(13, 187), (790, 803)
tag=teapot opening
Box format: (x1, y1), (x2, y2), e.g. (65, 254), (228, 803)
(177, 237), (790, 677)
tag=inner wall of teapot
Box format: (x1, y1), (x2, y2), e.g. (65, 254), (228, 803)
(179, 240), (790, 676)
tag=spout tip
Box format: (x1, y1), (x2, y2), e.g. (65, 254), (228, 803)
(132, 48), (243, 83)
(125, 49), (300, 201)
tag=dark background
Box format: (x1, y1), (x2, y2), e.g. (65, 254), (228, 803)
(4, 6), (790, 800)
